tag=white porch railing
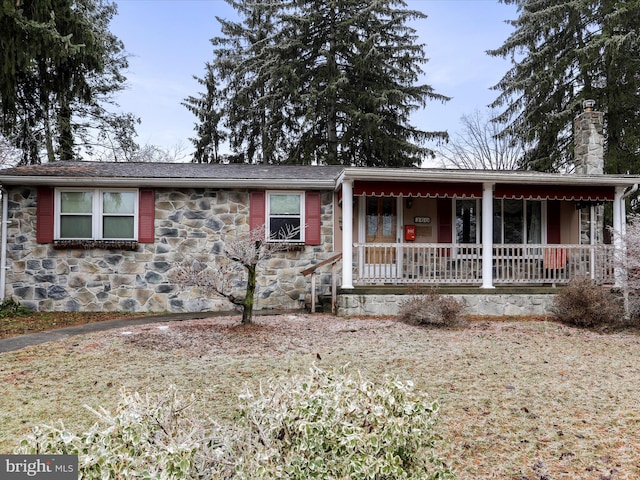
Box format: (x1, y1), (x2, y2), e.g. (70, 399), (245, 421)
(353, 243), (616, 286)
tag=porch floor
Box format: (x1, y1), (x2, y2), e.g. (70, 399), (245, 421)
(337, 285), (562, 296)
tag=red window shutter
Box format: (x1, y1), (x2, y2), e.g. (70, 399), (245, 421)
(250, 191), (266, 231)
(37, 187), (55, 243)
(437, 198), (452, 243)
(305, 191), (322, 245)
(547, 200), (561, 244)
(138, 189), (155, 243)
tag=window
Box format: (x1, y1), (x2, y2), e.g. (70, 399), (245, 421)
(493, 199), (543, 244)
(455, 199), (480, 244)
(267, 192), (304, 242)
(55, 189), (137, 240)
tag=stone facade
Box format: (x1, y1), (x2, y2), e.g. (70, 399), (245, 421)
(5, 187), (335, 313)
(337, 292), (556, 317)
(574, 105), (604, 175)
(574, 102), (605, 244)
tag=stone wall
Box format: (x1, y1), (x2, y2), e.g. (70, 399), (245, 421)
(5, 187), (335, 313)
(337, 292), (556, 316)
(573, 107), (604, 175)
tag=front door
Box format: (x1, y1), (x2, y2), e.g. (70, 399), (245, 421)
(364, 197), (399, 279)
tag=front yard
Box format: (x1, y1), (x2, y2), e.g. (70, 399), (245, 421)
(1, 314), (639, 479)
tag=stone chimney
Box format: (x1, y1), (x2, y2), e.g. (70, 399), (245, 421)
(574, 99), (604, 174)
(574, 100), (605, 245)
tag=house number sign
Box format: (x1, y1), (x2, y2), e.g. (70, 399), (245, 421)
(414, 216), (431, 224)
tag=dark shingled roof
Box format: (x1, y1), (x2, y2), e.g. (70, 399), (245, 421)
(1, 161), (636, 190)
(0, 161), (345, 181)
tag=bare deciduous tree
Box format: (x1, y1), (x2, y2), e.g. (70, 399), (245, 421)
(128, 143), (190, 163)
(0, 135), (21, 167)
(614, 214), (640, 320)
(171, 224), (299, 324)
(437, 109), (522, 170)
(91, 142), (190, 163)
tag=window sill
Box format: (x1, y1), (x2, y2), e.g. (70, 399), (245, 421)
(53, 240), (139, 251)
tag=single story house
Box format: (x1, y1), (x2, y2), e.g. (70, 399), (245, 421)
(0, 105), (638, 316)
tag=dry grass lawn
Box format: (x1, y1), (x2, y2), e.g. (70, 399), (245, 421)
(0, 311), (150, 338)
(1, 314), (639, 479)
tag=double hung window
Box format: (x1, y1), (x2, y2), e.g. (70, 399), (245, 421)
(267, 192), (304, 242)
(56, 189), (137, 240)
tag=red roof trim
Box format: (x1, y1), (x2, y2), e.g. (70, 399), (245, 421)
(351, 181), (615, 201)
(494, 184), (614, 201)
(353, 181), (482, 198)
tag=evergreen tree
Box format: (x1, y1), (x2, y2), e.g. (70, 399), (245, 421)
(489, 0), (640, 173)
(210, 0), (288, 164)
(285, 0), (449, 166)
(189, 0), (448, 166)
(182, 62), (227, 163)
(0, 0), (137, 164)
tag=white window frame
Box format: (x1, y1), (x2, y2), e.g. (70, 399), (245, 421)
(54, 188), (139, 241)
(454, 198), (482, 244)
(493, 198), (547, 244)
(266, 191), (305, 243)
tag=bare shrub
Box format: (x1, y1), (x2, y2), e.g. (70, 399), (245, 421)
(551, 278), (624, 328)
(398, 290), (465, 327)
(613, 213), (640, 321)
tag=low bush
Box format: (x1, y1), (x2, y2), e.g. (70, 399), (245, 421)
(235, 365), (454, 479)
(0, 297), (32, 318)
(16, 367), (455, 480)
(551, 277), (624, 328)
(16, 387), (231, 479)
(398, 290), (465, 327)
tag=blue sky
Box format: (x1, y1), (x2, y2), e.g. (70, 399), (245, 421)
(110, 0), (519, 160)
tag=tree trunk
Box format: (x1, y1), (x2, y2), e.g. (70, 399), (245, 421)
(58, 94), (74, 161)
(241, 263), (257, 324)
(326, 8), (339, 165)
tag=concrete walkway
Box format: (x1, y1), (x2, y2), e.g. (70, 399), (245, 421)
(0, 312), (226, 353)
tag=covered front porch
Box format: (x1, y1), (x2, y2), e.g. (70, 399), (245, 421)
(337, 168), (637, 290)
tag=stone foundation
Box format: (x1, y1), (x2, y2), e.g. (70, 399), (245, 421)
(5, 187), (335, 313)
(337, 292), (556, 316)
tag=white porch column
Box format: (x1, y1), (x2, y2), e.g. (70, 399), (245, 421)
(613, 186), (625, 288)
(341, 179), (354, 289)
(481, 182), (495, 289)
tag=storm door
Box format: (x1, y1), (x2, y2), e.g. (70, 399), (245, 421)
(363, 197), (399, 279)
